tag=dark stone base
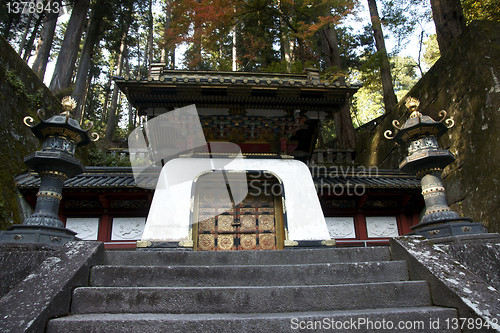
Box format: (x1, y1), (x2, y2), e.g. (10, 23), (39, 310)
(136, 241), (193, 251)
(0, 225), (77, 245)
(419, 210), (470, 227)
(427, 233), (500, 245)
(410, 221), (487, 239)
(288, 240), (337, 248)
(23, 214), (65, 229)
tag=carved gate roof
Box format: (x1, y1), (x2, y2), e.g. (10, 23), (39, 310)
(114, 67), (360, 113)
(15, 166), (419, 191)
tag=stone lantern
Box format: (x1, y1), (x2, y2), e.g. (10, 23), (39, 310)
(0, 97), (98, 245)
(385, 97), (486, 238)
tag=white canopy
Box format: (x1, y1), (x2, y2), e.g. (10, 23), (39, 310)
(142, 158), (330, 243)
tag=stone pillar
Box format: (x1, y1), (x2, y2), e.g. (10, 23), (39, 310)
(385, 97), (486, 238)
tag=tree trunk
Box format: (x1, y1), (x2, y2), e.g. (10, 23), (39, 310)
(280, 19), (292, 72)
(367, 0), (398, 113)
(22, 9), (45, 61)
(192, 25), (203, 69)
(125, 56), (135, 128)
(3, 13), (15, 40)
(84, 72), (96, 119)
(170, 49), (175, 69)
(334, 102), (357, 149)
(160, 0), (175, 68)
(430, 0), (465, 53)
(146, 0), (154, 74)
(230, 5), (238, 71)
(72, 0), (105, 121)
(104, 27), (128, 141)
(102, 70), (113, 126)
(136, 32), (141, 73)
(77, 70), (93, 123)
(49, 0), (90, 92)
(32, 0), (60, 80)
(18, 13), (34, 55)
(317, 23), (357, 149)
(232, 25), (238, 71)
(319, 24), (342, 71)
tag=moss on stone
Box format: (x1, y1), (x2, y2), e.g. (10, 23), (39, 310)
(0, 35), (61, 230)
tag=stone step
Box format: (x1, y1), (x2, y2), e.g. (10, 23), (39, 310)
(90, 261), (409, 287)
(104, 247), (391, 266)
(47, 307), (459, 333)
(71, 281), (430, 315)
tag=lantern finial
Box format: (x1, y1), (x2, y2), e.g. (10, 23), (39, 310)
(406, 97), (422, 118)
(61, 96), (77, 115)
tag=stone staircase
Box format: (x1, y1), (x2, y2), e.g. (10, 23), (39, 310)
(47, 247), (459, 332)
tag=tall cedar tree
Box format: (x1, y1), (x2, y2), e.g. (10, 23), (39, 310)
(367, 0), (398, 113)
(160, 0), (175, 67)
(104, 4), (133, 141)
(168, 0), (245, 70)
(314, 4), (358, 148)
(166, 0), (358, 147)
(17, 13), (34, 55)
(430, 0), (465, 53)
(22, 8), (45, 61)
(49, 0), (90, 92)
(32, 0), (61, 79)
(72, 0), (107, 121)
(145, 0), (154, 74)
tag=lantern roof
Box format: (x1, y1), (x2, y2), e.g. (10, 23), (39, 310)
(23, 97), (98, 145)
(385, 97), (455, 145)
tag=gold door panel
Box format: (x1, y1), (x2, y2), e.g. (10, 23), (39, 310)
(193, 172), (284, 251)
(217, 234), (236, 251)
(240, 234), (257, 250)
(217, 215), (235, 232)
(198, 234), (215, 251)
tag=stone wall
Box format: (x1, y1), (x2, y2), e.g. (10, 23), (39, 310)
(356, 21), (500, 232)
(0, 36), (61, 229)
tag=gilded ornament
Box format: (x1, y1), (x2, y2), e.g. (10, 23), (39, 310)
(61, 96), (77, 114)
(405, 97), (420, 112)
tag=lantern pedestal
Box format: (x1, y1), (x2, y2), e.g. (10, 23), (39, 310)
(411, 221), (487, 239)
(0, 225), (77, 245)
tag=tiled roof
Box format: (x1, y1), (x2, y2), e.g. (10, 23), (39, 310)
(15, 166), (420, 191)
(114, 68), (360, 112)
(312, 168), (420, 189)
(15, 167), (157, 190)
(116, 67), (360, 90)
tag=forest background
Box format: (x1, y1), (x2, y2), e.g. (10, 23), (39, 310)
(1, 0), (498, 165)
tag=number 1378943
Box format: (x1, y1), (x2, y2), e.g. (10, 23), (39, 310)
(6, 1), (61, 15)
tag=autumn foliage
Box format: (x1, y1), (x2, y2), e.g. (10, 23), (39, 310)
(165, 0), (359, 71)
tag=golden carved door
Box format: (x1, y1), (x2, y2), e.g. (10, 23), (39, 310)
(193, 172), (284, 251)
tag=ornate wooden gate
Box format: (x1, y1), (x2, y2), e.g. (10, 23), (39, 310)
(193, 172), (284, 251)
